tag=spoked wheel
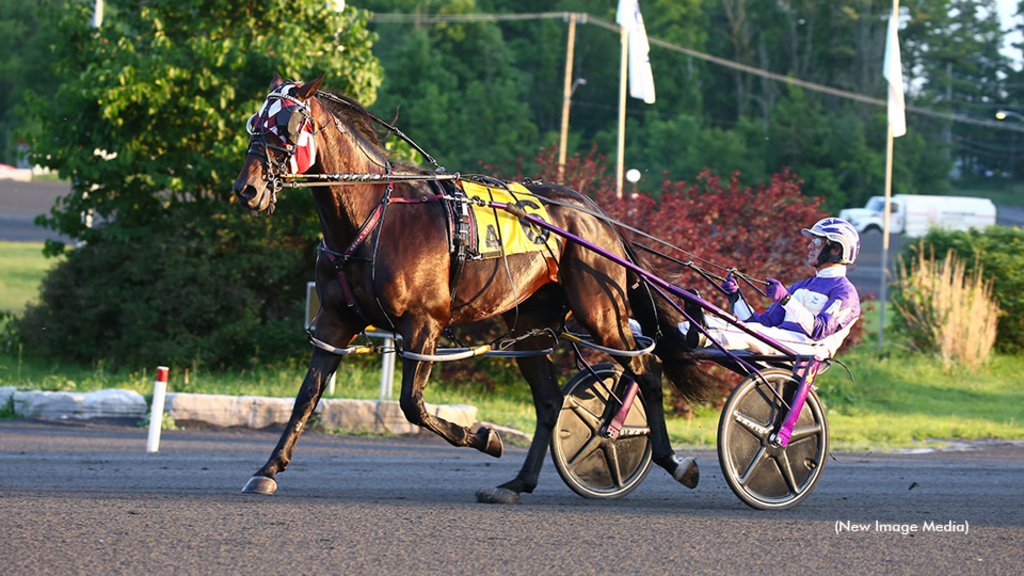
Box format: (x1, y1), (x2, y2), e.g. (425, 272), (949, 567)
(718, 369), (829, 511)
(550, 364), (653, 499)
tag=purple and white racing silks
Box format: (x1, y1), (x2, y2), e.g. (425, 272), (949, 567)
(737, 266), (860, 340)
(697, 266), (861, 358)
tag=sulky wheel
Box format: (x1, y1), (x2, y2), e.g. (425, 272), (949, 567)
(550, 364), (653, 499)
(718, 368), (830, 511)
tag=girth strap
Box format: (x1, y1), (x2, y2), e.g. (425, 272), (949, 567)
(444, 181), (474, 305)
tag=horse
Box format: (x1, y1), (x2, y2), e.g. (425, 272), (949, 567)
(232, 73), (713, 504)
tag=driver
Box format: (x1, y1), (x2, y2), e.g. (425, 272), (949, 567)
(682, 217), (862, 358)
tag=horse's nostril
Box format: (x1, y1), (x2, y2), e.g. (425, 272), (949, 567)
(238, 185), (257, 202)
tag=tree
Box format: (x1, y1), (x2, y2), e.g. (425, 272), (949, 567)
(364, 0), (539, 170)
(0, 0), (62, 164)
(29, 0), (381, 249)
(15, 0), (384, 368)
(902, 0), (1011, 179)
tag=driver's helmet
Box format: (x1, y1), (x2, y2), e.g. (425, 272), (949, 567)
(801, 217), (860, 265)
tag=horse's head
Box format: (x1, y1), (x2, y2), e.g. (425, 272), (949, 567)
(233, 73), (325, 213)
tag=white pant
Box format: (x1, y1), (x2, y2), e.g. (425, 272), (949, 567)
(677, 316), (853, 359)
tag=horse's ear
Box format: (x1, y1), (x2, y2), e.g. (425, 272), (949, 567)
(294, 73), (325, 101)
(270, 73), (284, 90)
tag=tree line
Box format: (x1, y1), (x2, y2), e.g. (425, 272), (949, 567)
(3, 1), (1020, 212)
(2, 0), (1020, 368)
(361, 0), (1019, 213)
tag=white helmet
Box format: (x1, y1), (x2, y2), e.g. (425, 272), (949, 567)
(801, 217), (860, 265)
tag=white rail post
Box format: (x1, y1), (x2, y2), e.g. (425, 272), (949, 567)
(380, 336), (396, 400)
(146, 366), (169, 453)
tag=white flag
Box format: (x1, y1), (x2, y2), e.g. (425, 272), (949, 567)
(616, 0), (656, 104)
(91, 0), (104, 28)
(883, 9), (906, 137)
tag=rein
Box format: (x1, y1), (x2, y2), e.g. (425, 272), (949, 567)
(315, 90), (446, 173)
(278, 172), (461, 188)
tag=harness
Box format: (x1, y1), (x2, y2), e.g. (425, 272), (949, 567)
(316, 169), (477, 323)
(245, 83), (655, 360)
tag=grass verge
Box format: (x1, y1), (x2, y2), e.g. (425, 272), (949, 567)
(0, 242), (61, 314)
(1, 243), (1020, 449)
(950, 178), (1024, 207)
(2, 337), (1020, 450)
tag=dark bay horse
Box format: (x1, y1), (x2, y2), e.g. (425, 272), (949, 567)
(232, 73), (712, 503)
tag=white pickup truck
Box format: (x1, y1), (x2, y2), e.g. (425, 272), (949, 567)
(838, 195), (996, 237)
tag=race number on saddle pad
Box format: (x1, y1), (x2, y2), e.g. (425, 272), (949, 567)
(458, 180), (561, 260)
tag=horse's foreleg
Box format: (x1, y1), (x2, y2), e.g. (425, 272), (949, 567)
(242, 348), (343, 495)
(397, 328), (503, 458)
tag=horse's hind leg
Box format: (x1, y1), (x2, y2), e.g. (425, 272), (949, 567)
(477, 290), (564, 504)
(562, 252), (699, 490)
(396, 318), (503, 458)
(624, 354), (699, 488)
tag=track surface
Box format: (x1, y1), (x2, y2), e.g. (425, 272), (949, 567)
(1, 420), (1021, 575)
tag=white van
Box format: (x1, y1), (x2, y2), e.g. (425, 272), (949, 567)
(838, 195), (997, 237)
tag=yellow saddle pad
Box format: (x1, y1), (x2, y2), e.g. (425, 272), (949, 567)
(458, 180), (561, 260)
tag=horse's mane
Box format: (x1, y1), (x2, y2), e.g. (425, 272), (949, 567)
(318, 89), (433, 175)
(317, 90), (384, 152)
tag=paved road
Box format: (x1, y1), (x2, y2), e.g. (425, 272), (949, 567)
(0, 420), (1021, 575)
(0, 179), (71, 243)
(845, 230), (905, 298)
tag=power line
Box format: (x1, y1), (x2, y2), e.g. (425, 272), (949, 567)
(369, 11), (1024, 134)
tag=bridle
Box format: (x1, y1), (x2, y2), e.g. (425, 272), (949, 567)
(245, 82), (323, 205)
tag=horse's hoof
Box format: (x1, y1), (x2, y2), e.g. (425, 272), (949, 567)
(672, 457), (699, 489)
(242, 475), (278, 495)
(475, 427), (503, 458)
(476, 487), (520, 505)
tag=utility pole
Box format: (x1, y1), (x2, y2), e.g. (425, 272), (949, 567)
(616, 24), (628, 199)
(557, 14), (579, 182)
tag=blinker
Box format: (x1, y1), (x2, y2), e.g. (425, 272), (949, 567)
(276, 105), (307, 139)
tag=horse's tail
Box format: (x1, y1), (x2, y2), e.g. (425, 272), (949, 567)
(626, 252), (716, 403)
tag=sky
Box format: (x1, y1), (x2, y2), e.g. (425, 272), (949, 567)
(998, 0), (1022, 65)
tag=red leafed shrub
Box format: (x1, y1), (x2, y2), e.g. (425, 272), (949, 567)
(531, 144), (824, 290)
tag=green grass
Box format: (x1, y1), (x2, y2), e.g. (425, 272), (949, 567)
(1, 241), (1021, 449)
(0, 242), (61, 313)
(2, 336), (1020, 450)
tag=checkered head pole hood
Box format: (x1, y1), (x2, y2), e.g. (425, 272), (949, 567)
(246, 82), (318, 174)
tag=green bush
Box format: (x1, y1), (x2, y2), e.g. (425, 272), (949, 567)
(14, 206), (314, 369)
(898, 227), (1024, 353)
